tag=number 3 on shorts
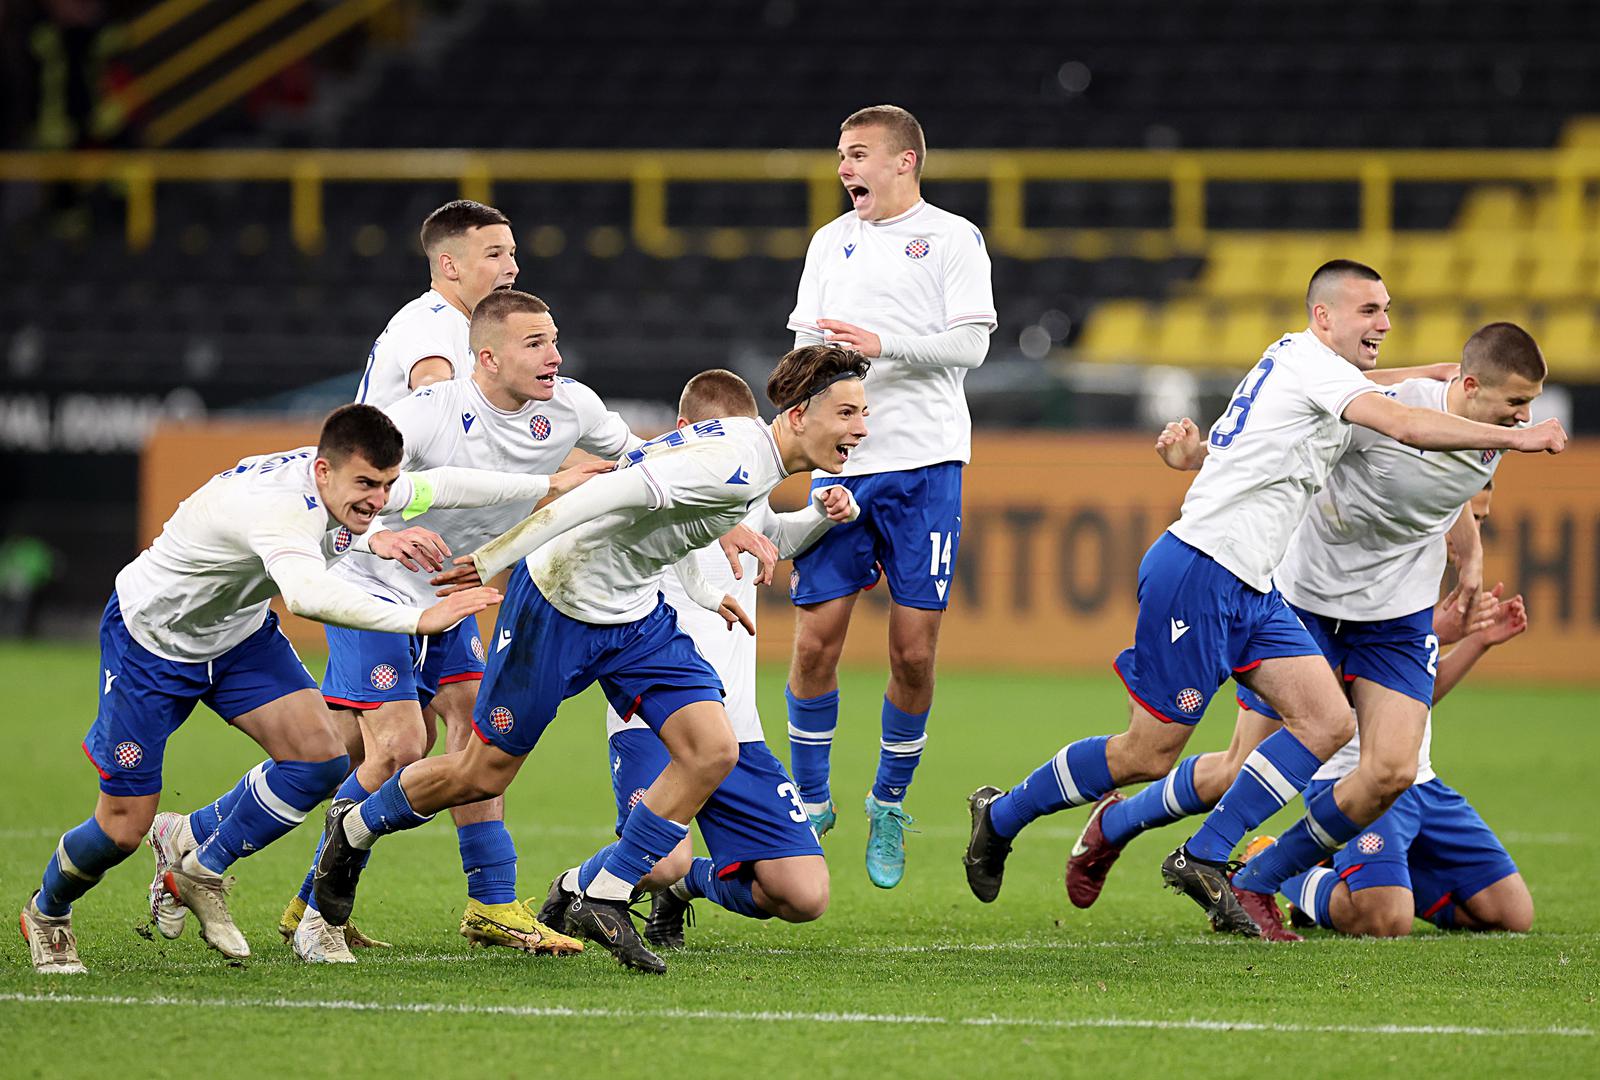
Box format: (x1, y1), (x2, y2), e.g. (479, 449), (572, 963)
(777, 782), (808, 823)
(928, 531), (953, 577)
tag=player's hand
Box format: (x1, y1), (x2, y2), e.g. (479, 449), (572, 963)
(1511, 418), (1568, 454)
(719, 524), (778, 586)
(1433, 581), (1498, 645)
(370, 526), (451, 573)
(418, 586), (500, 635)
(1155, 418), (1206, 471)
(1454, 549), (1484, 614)
(813, 484), (859, 523)
(431, 554), (484, 596)
(717, 594), (756, 636)
(1478, 592), (1528, 647)
(818, 319), (882, 358)
(548, 459), (614, 498)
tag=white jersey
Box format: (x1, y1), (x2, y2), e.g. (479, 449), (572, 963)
(1276, 378), (1502, 621)
(528, 417), (789, 624)
(355, 289), (471, 407)
(1168, 330), (1380, 593)
(788, 201), (996, 475)
(1314, 711), (1436, 785)
(115, 448), (417, 663)
(605, 500), (838, 743)
(338, 378), (636, 607)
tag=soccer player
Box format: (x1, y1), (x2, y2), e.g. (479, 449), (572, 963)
(273, 290), (635, 962)
(783, 104), (996, 889)
(18, 403), (595, 974)
(313, 346), (870, 974)
(962, 262), (1565, 935)
(536, 369), (857, 949)
(355, 199), (518, 406)
(1060, 325), (1546, 938)
(1277, 486), (1535, 938)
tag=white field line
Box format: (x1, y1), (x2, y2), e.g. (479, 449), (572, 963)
(0, 991), (1589, 1039)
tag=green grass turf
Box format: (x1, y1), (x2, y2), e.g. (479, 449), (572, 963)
(0, 642), (1596, 1078)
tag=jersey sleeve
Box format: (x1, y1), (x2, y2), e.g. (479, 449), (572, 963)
(633, 440), (749, 512)
(786, 225), (829, 336)
(382, 386), (449, 469)
(567, 381), (641, 459)
(243, 494), (329, 575)
(941, 221), (997, 332)
(1305, 358), (1381, 420)
(1346, 391), (1397, 452)
(385, 312), (461, 385)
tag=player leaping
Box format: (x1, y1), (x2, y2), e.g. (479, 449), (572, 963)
(785, 104), (995, 889)
(962, 261), (1564, 935)
(19, 404), (598, 974)
(313, 346), (870, 973)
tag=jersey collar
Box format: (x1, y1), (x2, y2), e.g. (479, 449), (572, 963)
(867, 200), (926, 228)
(757, 420), (788, 478)
(468, 378), (536, 418)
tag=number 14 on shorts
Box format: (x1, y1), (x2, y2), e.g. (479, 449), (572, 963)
(928, 531), (953, 577)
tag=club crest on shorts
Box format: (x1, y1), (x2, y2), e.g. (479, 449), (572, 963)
(470, 635), (485, 663)
(1481, 449), (1499, 465)
(113, 741), (143, 769)
(529, 415), (552, 441)
(627, 787), (647, 813)
(488, 706), (514, 733)
(333, 526), (353, 553)
(904, 237), (930, 259)
(1175, 687), (1204, 715)
(789, 569), (800, 598)
(1356, 832), (1384, 855)
(369, 664), (399, 691)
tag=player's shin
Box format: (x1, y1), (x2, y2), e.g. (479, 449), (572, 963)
(873, 697), (928, 804)
(458, 821), (517, 904)
(343, 767), (436, 849)
(1099, 755), (1208, 848)
(37, 818), (132, 916)
(194, 757), (348, 874)
(188, 765), (259, 846)
(1184, 730), (1321, 864)
(988, 736), (1113, 839)
(1280, 866), (1339, 930)
(297, 770), (377, 906)
(1232, 784), (1362, 893)
(586, 805), (689, 902)
(786, 686), (838, 809)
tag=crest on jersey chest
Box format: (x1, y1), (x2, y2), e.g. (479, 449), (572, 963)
(904, 238), (930, 259)
(530, 415), (553, 441)
(332, 527), (353, 553)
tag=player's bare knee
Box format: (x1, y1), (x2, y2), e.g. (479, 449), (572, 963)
(1348, 895), (1414, 937)
(887, 645), (936, 692)
(1368, 756), (1419, 800)
(98, 805), (155, 851)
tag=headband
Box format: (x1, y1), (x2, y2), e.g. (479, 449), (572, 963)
(779, 370), (863, 413)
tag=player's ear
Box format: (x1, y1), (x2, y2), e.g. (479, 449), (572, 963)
(476, 346), (497, 373)
(438, 249), (458, 282)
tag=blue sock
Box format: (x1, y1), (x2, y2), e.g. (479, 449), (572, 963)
(1186, 729), (1321, 864)
(356, 767), (434, 839)
(190, 762), (264, 845)
(299, 770), (374, 904)
(593, 804), (689, 896)
(988, 736), (1113, 839)
(1101, 755), (1208, 848)
(1281, 866), (1339, 929)
(1233, 784), (1362, 893)
(577, 843), (617, 892)
(458, 821), (518, 905)
(37, 818), (130, 917)
(872, 697), (928, 803)
(196, 757), (347, 873)
(786, 686), (838, 805)
(682, 858), (771, 920)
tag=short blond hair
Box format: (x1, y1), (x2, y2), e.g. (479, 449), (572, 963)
(841, 105), (926, 180)
(469, 289), (549, 352)
(679, 369), (759, 422)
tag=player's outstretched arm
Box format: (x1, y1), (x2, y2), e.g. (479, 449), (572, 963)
(1155, 418), (1207, 471)
(763, 484), (861, 561)
(1445, 507), (1484, 612)
(1365, 362), (1459, 386)
(673, 554), (755, 635)
(858, 322), (991, 369)
(1433, 589), (1527, 704)
(269, 552), (499, 635)
(394, 460), (611, 520)
(1342, 393), (1568, 454)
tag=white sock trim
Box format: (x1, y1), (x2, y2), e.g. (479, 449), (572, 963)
(585, 868), (635, 903)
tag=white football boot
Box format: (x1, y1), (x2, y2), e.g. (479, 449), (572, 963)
(163, 850), (250, 960)
(145, 811), (195, 940)
(20, 893), (87, 974)
(292, 906), (356, 964)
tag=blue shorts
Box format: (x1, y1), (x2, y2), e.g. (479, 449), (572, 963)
(610, 729), (823, 877)
(322, 615), (484, 710)
(790, 462), (962, 610)
(1306, 777), (1518, 927)
(472, 564), (724, 757)
(1236, 603), (1437, 720)
(83, 594), (317, 797)
(1113, 532), (1322, 725)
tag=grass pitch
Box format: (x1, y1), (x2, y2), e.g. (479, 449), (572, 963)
(1, 642), (1596, 1078)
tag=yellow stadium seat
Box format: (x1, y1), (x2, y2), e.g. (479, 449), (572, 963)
(1472, 302), (1540, 340)
(1529, 188), (1599, 235)
(1459, 235), (1533, 302)
(1077, 300), (1151, 363)
(1537, 303), (1600, 378)
(1456, 186), (1531, 232)
(1390, 235), (1463, 302)
(1198, 234), (1278, 299)
(1525, 243), (1592, 302)
(1217, 302), (1279, 365)
(1386, 304), (1472, 366)
(1273, 235), (1339, 294)
(1151, 299), (1218, 368)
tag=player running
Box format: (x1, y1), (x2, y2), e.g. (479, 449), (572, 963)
(355, 199), (518, 406)
(313, 346), (870, 973)
(276, 290), (634, 962)
(536, 369), (856, 950)
(1273, 484), (1535, 938)
(18, 404), (596, 974)
(1057, 324), (1545, 937)
(784, 104), (996, 888)
(962, 262), (1565, 936)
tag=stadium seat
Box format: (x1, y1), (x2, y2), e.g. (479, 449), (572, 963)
(1151, 299), (1220, 368)
(1538, 303), (1600, 377)
(1077, 300), (1152, 364)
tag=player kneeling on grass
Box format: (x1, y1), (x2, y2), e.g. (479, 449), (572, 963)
(18, 404), (586, 974)
(536, 370), (856, 950)
(312, 346), (870, 974)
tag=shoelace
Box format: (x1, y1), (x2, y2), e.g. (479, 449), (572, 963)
(315, 919), (350, 957)
(46, 926), (75, 956)
(869, 806), (918, 856)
